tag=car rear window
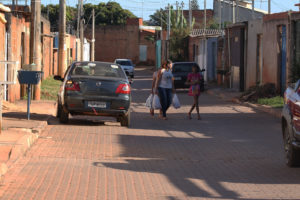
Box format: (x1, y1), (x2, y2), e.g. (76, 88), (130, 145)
(71, 63), (126, 78)
(116, 60), (132, 66)
(172, 64), (195, 73)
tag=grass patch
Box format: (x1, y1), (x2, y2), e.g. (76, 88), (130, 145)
(257, 96), (284, 108)
(41, 76), (61, 100)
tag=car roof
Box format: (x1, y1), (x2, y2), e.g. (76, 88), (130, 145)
(173, 62), (197, 65)
(72, 61), (118, 67)
(115, 59), (132, 61)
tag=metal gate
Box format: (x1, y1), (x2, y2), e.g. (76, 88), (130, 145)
(281, 25), (287, 95)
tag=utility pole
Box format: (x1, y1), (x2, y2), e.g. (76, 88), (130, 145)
(80, 0), (84, 61)
(268, 0), (271, 14)
(91, 8), (95, 61)
(58, 0), (67, 77)
(204, 0), (206, 30)
(232, 0), (236, 24)
(219, 0), (221, 29)
(77, 0), (80, 38)
(252, 0), (254, 19)
(181, 1), (184, 28)
(189, 0), (192, 28)
(30, 0), (41, 100)
(236, 0), (239, 22)
(167, 3), (171, 59)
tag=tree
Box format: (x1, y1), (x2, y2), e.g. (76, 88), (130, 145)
(169, 7), (194, 61)
(191, 0), (199, 10)
(149, 6), (194, 61)
(148, 8), (168, 29)
(83, 2), (136, 26)
(41, 2), (136, 32)
(41, 4), (77, 32)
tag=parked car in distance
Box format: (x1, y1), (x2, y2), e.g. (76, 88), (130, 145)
(282, 80), (300, 166)
(172, 62), (205, 91)
(114, 59), (135, 78)
(54, 61), (131, 127)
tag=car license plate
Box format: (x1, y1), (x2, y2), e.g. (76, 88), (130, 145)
(87, 101), (107, 108)
(174, 77), (182, 80)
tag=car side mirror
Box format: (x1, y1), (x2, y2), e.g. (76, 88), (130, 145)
(54, 75), (64, 81)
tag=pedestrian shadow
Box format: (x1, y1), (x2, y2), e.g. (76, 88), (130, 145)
(95, 133), (300, 199)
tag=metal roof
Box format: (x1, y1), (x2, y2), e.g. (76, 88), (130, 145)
(189, 29), (225, 38)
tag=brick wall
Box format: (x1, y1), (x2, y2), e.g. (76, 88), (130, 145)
(85, 18), (157, 65)
(183, 10), (214, 29)
(6, 13), (31, 102)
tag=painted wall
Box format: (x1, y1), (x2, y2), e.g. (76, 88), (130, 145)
(245, 19), (263, 89)
(207, 37), (218, 81)
(262, 12), (289, 90)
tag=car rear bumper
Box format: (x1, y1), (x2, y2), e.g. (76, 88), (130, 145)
(68, 107), (129, 117)
(292, 140), (300, 149)
(64, 95), (130, 117)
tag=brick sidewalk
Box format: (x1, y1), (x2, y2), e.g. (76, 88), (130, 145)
(0, 69), (299, 200)
(0, 100), (56, 180)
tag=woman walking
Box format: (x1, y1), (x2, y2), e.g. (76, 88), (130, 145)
(186, 64), (202, 120)
(155, 60), (175, 120)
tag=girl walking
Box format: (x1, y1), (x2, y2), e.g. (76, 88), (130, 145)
(186, 64), (202, 120)
(155, 60), (175, 120)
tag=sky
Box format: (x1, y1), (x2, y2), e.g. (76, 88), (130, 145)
(37, 0), (300, 20)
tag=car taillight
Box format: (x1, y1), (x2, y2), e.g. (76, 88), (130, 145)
(65, 80), (80, 91)
(116, 84), (131, 94)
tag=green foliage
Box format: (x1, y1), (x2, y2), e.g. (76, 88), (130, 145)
(148, 8), (168, 29)
(41, 2), (136, 32)
(41, 4), (77, 32)
(169, 7), (194, 61)
(83, 2), (135, 26)
(257, 96), (284, 108)
(191, 0), (199, 10)
(41, 76), (61, 100)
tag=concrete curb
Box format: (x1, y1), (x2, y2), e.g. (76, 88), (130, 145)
(207, 89), (281, 119)
(0, 117), (49, 181)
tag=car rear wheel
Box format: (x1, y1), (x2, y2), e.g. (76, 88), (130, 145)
(56, 103), (62, 118)
(59, 107), (69, 124)
(120, 111), (130, 127)
(283, 124), (300, 167)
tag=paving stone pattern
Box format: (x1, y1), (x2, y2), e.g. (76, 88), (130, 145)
(1, 69), (300, 200)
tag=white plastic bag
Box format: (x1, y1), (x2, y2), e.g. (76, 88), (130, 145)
(145, 94), (154, 108)
(172, 94), (181, 109)
(152, 94), (162, 109)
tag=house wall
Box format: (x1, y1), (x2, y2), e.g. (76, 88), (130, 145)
(207, 37), (218, 81)
(41, 16), (53, 79)
(262, 12), (289, 90)
(213, 0), (265, 24)
(139, 31), (156, 66)
(246, 19), (263, 89)
(183, 10), (214, 29)
(6, 13), (31, 102)
(0, 13), (6, 84)
(85, 18), (156, 65)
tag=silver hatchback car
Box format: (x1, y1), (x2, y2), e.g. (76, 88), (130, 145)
(114, 59), (135, 78)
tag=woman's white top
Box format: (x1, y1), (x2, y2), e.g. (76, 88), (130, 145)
(159, 69), (173, 89)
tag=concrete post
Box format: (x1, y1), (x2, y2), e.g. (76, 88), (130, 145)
(30, 0), (41, 100)
(58, 0), (67, 76)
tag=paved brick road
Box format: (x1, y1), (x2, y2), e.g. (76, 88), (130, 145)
(1, 68), (300, 200)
